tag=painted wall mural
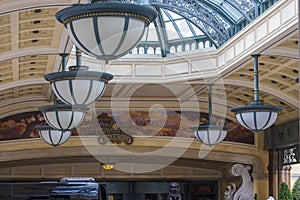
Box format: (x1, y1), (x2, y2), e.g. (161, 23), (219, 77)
(0, 112), (44, 140)
(0, 111), (254, 145)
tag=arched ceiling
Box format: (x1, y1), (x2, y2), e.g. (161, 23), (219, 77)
(0, 0), (297, 128)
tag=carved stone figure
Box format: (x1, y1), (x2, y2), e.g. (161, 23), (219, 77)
(168, 182), (182, 200)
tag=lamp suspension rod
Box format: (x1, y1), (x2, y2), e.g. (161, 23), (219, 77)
(208, 84), (212, 124)
(252, 54), (260, 101)
(76, 47), (82, 66)
(59, 53), (69, 72)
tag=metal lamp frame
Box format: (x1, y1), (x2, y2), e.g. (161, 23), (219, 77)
(191, 84), (230, 146)
(231, 54), (283, 132)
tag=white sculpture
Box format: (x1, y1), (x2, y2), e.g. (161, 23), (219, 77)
(224, 183), (236, 200)
(224, 164), (254, 200)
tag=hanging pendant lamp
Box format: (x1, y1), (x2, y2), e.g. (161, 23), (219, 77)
(231, 54), (283, 132)
(55, 0), (157, 61)
(38, 100), (89, 131)
(45, 50), (113, 106)
(191, 85), (230, 146)
(36, 125), (72, 147)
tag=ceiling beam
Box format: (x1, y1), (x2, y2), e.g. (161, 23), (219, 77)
(224, 79), (298, 109)
(0, 47), (60, 63)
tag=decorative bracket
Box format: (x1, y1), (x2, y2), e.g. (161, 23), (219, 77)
(224, 163), (254, 200)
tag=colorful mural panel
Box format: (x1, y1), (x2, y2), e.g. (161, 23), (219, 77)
(0, 112), (44, 140)
(0, 110), (254, 145)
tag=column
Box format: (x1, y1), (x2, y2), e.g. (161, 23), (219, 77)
(279, 165), (292, 188)
(268, 149), (279, 198)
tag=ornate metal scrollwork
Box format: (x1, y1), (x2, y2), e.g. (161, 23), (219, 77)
(99, 133), (133, 144)
(283, 147), (298, 165)
(98, 120), (133, 145)
(230, 0), (256, 21)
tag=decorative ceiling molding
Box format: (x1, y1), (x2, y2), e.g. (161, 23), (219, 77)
(0, 79), (47, 91)
(0, 137), (264, 173)
(0, 0), (73, 15)
(263, 48), (299, 59)
(224, 79), (299, 109)
(0, 47), (59, 63)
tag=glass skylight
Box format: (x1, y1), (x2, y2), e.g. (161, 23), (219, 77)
(132, 0), (277, 56)
(207, 0), (257, 21)
(79, 0), (279, 57)
(141, 9), (206, 43)
(222, 2), (244, 21)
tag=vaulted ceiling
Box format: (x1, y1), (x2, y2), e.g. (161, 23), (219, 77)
(0, 0), (298, 128)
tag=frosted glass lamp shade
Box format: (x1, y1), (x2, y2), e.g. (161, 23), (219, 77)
(36, 125), (71, 147)
(44, 66), (113, 106)
(56, 2), (157, 60)
(192, 125), (230, 146)
(231, 101), (283, 132)
(38, 102), (88, 131)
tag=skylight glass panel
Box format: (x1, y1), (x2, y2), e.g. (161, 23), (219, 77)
(140, 23), (158, 41)
(147, 23), (159, 41)
(161, 10), (169, 21)
(223, 2), (243, 21)
(176, 20), (193, 37)
(190, 23), (204, 35)
(141, 26), (148, 41)
(167, 10), (183, 20)
(207, 0), (244, 22)
(165, 22), (180, 40)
